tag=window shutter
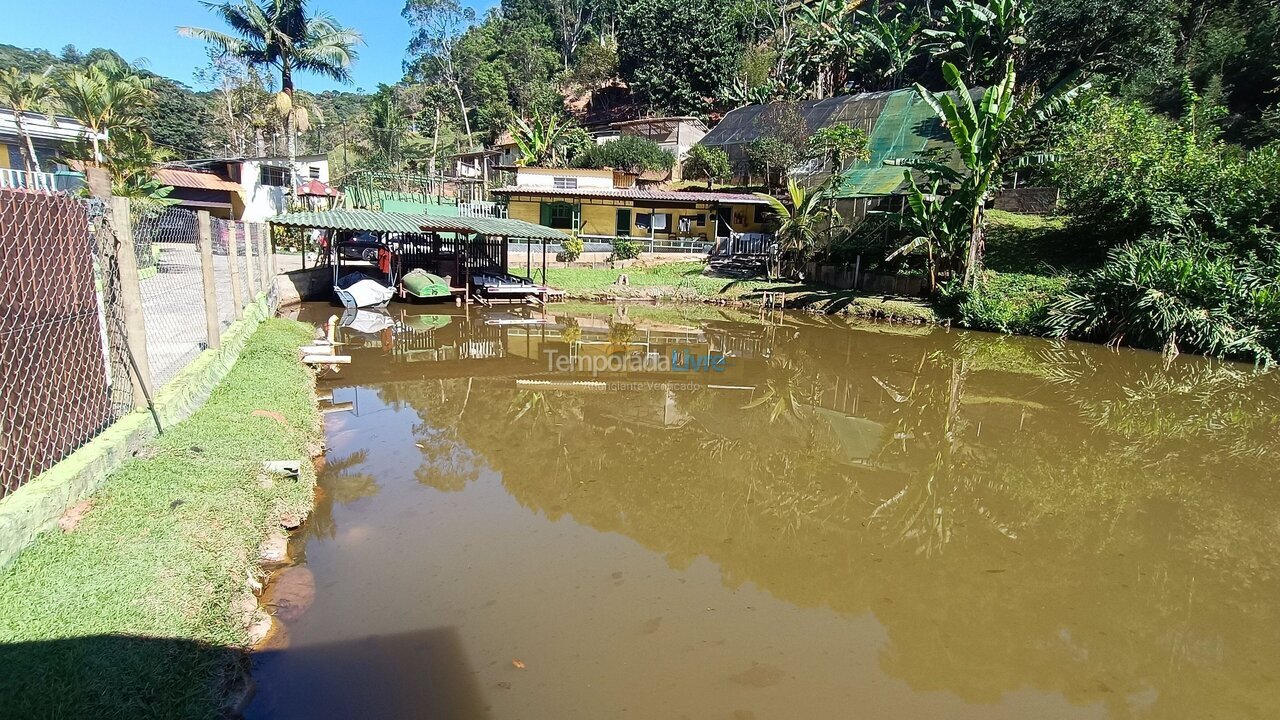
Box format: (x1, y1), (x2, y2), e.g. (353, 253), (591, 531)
(540, 202), (552, 227)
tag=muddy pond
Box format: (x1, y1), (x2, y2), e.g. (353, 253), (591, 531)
(247, 302), (1280, 720)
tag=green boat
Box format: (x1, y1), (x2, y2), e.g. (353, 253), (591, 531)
(401, 269), (452, 301)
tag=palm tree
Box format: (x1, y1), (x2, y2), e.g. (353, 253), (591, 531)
(180, 0), (361, 192)
(58, 59), (154, 164)
(0, 67), (59, 174)
(755, 178), (841, 278)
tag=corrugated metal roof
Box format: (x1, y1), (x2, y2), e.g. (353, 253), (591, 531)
(491, 186), (771, 205)
(266, 209), (570, 241)
(154, 167), (243, 193)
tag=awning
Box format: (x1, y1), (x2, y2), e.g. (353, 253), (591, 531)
(267, 209), (571, 241)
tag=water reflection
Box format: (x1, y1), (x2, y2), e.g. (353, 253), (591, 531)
(278, 302), (1280, 719)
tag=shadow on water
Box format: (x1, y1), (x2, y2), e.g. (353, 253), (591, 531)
(248, 627), (492, 720)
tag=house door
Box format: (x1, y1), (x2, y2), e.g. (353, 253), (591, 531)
(715, 207), (733, 238)
(615, 208), (632, 236)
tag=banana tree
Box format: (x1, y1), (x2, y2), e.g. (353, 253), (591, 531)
(922, 0), (1029, 82)
(910, 59), (1088, 288)
(509, 112), (572, 167)
(884, 166), (969, 293)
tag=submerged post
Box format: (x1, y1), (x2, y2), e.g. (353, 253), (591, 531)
(196, 211), (221, 349)
(109, 196), (154, 409)
(227, 221), (243, 320)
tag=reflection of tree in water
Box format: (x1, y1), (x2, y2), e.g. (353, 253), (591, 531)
(379, 380), (489, 493)
(377, 315), (1280, 718)
(307, 449), (380, 540)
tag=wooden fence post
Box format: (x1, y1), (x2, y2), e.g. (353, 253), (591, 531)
(227, 221), (243, 320)
(196, 211), (221, 349)
(242, 220), (258, 299)
(109, 196), (153, 410)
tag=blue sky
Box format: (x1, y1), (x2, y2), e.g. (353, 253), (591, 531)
(5, 0), (495, 93)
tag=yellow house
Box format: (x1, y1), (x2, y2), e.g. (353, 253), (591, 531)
(493, 167), (775, 253)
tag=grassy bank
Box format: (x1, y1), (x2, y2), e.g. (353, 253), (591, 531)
(0, 319), (320, 720)
(544, 261), (937, 323)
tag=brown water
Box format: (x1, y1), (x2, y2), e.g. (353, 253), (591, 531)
(248, 302), (1280, 720)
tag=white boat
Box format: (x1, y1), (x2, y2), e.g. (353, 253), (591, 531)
(334, 272), (395, 309)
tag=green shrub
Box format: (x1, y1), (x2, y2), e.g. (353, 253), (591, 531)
(943, 271), (1070, 335)
(556, 236), (584, 263)
(1045, 238), (1280, 363)
(610, 239), (643, 261)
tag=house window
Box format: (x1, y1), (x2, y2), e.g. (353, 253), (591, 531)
(695, 214), (706, 227)
(308, 166), (321, 179)
(754, 205), (768, 224)
(260, 165), (291, 187)
(651, 213), (670, 232)
(553, 176), (578, 190)
(543, 202), (576, 229)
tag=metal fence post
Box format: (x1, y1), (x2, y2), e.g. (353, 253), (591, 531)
(227, 221), (243, 320)
(243, 221), (258, 299)
(196, 211), (221, 349)
(109, 196), (154, 410)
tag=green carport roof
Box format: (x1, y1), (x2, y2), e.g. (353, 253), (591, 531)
(267, 209), (569, 241)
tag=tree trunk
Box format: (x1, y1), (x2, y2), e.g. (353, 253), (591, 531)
(283, 65), (297, 203)
(453, 82), (472, 143)
(13, 115), (37, 174)
(963, 204), (985, 289)
(429, 107), (441, 179)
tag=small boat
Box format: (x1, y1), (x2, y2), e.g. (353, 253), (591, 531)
(401, 269), (453, 300)
(335, 272), (395, 309)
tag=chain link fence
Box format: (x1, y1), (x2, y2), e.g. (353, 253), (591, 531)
(0, 191), (134, 497)
(0, 192), (279, 498)
(133, 207), (209, 390)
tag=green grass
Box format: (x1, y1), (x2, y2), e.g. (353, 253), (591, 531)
(543, 261), (937, 323)
(985, 210), (1098, 275)
(0, 319), (320, 720)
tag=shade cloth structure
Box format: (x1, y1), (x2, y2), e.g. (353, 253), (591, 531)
(266, 209), (570, 241)
(697, 88), (955, 199)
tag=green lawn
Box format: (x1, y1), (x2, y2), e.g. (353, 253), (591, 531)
(544, 261), (937, 323)
(0, 319), (319, 720)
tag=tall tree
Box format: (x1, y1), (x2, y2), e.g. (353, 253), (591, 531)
(180, 0), (361, 188)
(0, 67), (58, 173)
(617, 0), (738, 115)
(403, 0), (476, 142)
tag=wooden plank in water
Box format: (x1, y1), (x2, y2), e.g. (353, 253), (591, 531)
(303, 354), (352, 364)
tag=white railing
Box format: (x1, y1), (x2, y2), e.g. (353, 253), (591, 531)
(0, 168), (60, 192)
(457, 201), (507, 219)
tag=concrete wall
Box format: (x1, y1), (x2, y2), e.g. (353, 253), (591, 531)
(993, 187), (1060, 215)
(0, 292), (281, 569)
(274, 265), (333, 307)
(238, 155), (329, 222)
(514, 167), (615, 189)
